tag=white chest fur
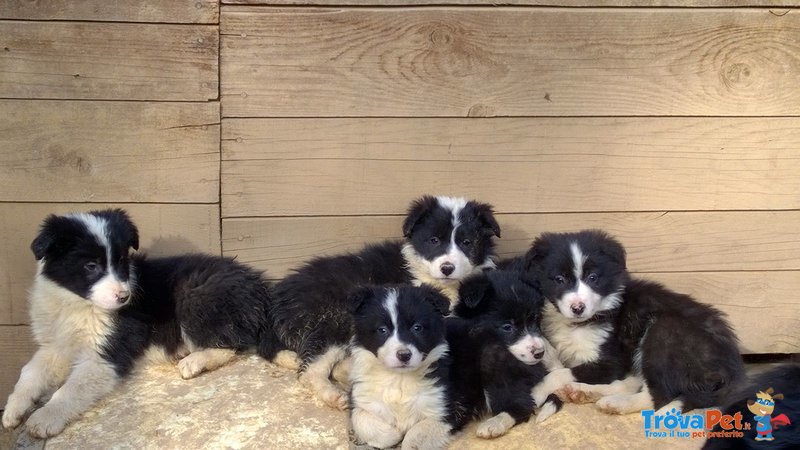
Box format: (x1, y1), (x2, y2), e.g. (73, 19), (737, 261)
(541, 302), (610, 368)
(349, 346), (448, 433)
(28, 274), (115, 355)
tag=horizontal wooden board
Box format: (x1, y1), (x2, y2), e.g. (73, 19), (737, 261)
(222, 211), (800, 277)
(648, 272), (800, 355)
(221, 8), (800, 117)
(0, 22), (218, 100)
(0, 325), (36, 403)
(225, 1), (796, 5)
(220, 117), (800, 216)
(0, 203), (221, 325)
(0, 0), (218, 23)
(1, 101), (219, 203)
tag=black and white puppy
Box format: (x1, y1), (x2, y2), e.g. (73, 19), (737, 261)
(270, 195), (500, 409)
(452, 270), (563, 439)
(520, 230), (745, 415)
(2, 209), (279, 438)
(349, 284), (474, 449)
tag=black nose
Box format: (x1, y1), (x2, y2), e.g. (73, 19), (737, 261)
(440, 262), (455, 276)
(117, 291), (131, 304)
(571, 303), (585, 315)
(533, 350), (545, 360)
(397, 349), (412, 363)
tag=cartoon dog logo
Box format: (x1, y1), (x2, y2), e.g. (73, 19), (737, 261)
(747, 387), (791, 441)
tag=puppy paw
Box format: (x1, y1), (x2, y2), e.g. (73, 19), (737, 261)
(318, 386), (348, 410)
(2, 398), (30, 429)
(596, 395), (628, 415)
(535, 401), (558, 424)
(476, 413), (515, 439)
(272, 350), (301, 371)
(566, 383), (602, 404)
(25, 406), (68, 439)
(401, 420), (451, 450)
(177, 353), (207, 379)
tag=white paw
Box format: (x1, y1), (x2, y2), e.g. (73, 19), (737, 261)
(476, 414), (514, 439)
(2, 396), (31, 429)
(363, 429), (403, 449)
(535, 401), (558, 424)
(177, 353), (207, 379)
(25, 406), (68, 438)
(318, 386), (348, 411)
(273, 350), (301, 371)
(596, 395), (628, 414)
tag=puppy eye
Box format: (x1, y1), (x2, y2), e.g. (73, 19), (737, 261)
(412, 323), (423, 333)
(429, 237), (440, 245)
(377, 326), (389, 335)
(501, 323), (514, 333)
(461, 239), (472, 247)
(554, 275), (566, 285)
(84, 262), (99, 272)
(587, 273), (599, 283)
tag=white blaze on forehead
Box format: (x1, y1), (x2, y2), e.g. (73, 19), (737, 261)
(569, 242), (586, 281)
(435, 196), (468, 226)
(69, 213), (111, 250)
(383, 288), (399, 330)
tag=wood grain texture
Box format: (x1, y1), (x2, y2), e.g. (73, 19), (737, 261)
(221, 7), (800, 117)
(0, 22), (218, 100)
(221, 117), (800, 216)
(0, 325), (36, 403)
(1, 101), (219, 203)
(222, 211), (800, 277)
(0, 0), (218, 23)
(225, 1), (796, 5)
(0, 203), (221, 325)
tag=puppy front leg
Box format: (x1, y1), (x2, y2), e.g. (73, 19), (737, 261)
(351, 407), (402, 449)
(25, 356), (118, 438)
(531, 368), (574, 407)
(3, 347), (71, 429)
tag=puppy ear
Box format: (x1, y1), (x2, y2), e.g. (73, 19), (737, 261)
(348, 286), (376, 315)
(30, 214), (72, 261)
(597, 230), (626, 268)
(402, 195), (438, 237)
(474, 202), (501, 238)
(420, 284), (451, 316)
(458, 274), (492, 310)
(108, 209), (140, 250)
(522, 234), (553, 273)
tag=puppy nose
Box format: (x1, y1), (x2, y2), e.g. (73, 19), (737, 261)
(440, 262), (455, 276)
(533, 350), (545, 360)
(570, 302), (585, 315)
(396, 349), (412, 363)
(116, 290), (130, 304)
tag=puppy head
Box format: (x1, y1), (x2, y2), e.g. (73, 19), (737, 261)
(351, 284), (449, 371)
(456, 271), (548, 365)
(524, 230), (628, 322)
(31, 208), (139, 310)
(402, 195), (500, 283)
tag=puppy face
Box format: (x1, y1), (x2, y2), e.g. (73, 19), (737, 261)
(31, 209), (139, 310)
(351, 284), (449, 371)
(402, 195), (500, 282)
(456, 271), (547, 365)
(525, 230), (628, 322)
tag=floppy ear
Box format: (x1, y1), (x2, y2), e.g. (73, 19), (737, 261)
(348, 286), (376, 315)
(458, 275), (492, 309)
(30, 214), (72, 261)
(420, 284), (451, 316)
(102, 208), (140, 250)
(474, 202), (501, 238)
(402, 195), (438, 237)
(522, 234), (553, 273)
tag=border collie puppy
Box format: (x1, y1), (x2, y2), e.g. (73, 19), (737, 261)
(349, 284), (474, 449)
(270, 195), (500, 409)
(2, 209), (279, 438)
(518, 230), (745, 415)
(452, 270), (563, 439)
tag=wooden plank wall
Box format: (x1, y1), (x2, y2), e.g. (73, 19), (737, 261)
(0, 1), (220, 401)
(2, 0), (799, 401)
(218, 2), (800, 358)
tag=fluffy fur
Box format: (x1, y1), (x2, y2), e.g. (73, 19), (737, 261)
(348, 284), (474, 449)
(451, 270), (563, 439)
(704, 364), (799, 449)
(270, 195), (500, 409)
(2, 209), (279, 437)
(515, 230), (745, 415)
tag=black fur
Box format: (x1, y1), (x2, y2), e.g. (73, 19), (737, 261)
(451, 271), (562, 428)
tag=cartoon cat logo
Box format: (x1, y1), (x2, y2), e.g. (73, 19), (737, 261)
(747, 387), (791, 441)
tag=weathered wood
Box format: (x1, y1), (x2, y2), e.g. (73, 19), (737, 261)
(224, 1), (796, 5)
(0, 22), (218, 100)
(0, 203), (221, 325)
(221, 117), (800, 216)
(222, 211), (800, 277)
(0, 325), (36, 403)
(0, 0), (218, 23)
(221, 7), (800, 117)
(1, 101), (219, 203)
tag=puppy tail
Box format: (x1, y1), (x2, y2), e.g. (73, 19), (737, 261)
(255, 321), (286, 361)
